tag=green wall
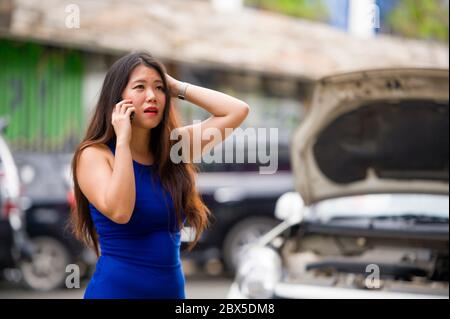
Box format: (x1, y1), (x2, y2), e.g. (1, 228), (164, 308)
(0, 39), (84, 152)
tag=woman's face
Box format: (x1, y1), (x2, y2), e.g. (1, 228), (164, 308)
(122, 64), (167, 129)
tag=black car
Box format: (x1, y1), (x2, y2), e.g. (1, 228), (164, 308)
(12, 152), (96, 291)
(184, 139), (294, 273)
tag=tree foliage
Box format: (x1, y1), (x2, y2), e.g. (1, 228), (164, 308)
(244, 0), (329, 21)
(387, 0), (449, 42)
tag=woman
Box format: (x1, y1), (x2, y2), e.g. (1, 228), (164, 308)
(71, 51), (249, 299)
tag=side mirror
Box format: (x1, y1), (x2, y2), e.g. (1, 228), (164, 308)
(274, 192), (305, 225)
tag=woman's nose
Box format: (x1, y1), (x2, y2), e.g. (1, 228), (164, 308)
(146, 88), (156, 101)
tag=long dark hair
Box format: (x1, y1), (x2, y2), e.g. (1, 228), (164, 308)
(70, 51), (210, 256)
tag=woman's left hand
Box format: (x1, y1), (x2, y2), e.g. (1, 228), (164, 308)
(165, 74), (182, 98)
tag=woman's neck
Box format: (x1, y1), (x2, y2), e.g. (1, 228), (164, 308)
(129, 127), (151, 157)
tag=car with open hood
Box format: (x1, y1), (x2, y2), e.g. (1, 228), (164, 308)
(228, 68), (449, 299)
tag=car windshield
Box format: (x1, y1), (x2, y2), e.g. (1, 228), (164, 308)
(312, 193), (449, 223)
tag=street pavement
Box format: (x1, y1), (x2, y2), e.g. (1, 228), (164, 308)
(0, 274), (233, 299)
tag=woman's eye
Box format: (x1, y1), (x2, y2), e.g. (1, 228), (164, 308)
(134, 85), (144, 89)
(157, 86), (165, 91)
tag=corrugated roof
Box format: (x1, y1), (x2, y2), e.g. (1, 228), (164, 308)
(1, 0), (448, 79)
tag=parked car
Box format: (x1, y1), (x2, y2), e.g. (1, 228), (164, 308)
(228, 68), (449, 298)
(184, 138), (294, 273)
(13, 152), (96, 291)
(0, 118), (32, 282)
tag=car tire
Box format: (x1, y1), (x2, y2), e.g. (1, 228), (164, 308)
(222, 216), (278, 273)
(19, 236), (72, 291)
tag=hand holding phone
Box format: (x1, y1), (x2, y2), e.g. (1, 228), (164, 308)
(112, 99), (135, 144)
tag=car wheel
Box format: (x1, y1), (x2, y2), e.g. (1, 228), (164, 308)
(19, 236), (72, 291)
(222, 216), (278, 273)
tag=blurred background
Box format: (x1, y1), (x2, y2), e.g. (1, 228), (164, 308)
(0, 0), (448, 298)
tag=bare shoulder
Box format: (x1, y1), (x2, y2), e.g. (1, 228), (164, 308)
(78, 143), (114, 170)
(76, 143), (115, 216)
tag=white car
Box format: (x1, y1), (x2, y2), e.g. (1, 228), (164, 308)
(0, 118), (31, 280)
(228, 68), (449, 299)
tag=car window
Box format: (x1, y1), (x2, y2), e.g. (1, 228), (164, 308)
(14, 153), (72, 201)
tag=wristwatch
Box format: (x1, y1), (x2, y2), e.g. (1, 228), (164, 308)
(177, 82), (190, 100)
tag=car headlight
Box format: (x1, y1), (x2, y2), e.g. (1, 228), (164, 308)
(236, 246), (282, 299)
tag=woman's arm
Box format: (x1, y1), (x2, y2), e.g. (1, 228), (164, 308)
(77, 100), (136, 224)
(167, 75), (250, 162)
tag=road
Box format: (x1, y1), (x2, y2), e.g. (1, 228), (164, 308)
(0, 274), (233, 299)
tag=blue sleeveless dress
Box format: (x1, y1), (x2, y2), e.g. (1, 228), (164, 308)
(84, 139), (186, 299)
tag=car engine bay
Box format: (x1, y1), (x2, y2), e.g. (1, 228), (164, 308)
(280, 224), (449, 297)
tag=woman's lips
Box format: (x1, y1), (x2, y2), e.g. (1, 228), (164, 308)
(143, 106), (158, 116)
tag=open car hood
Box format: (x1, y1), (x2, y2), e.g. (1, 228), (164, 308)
(291, 68), (449, 206)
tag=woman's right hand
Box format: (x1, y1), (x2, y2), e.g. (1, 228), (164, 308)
(112, 99), (135, 145)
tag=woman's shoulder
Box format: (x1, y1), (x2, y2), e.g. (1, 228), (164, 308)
(79, 143), (114, 168)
